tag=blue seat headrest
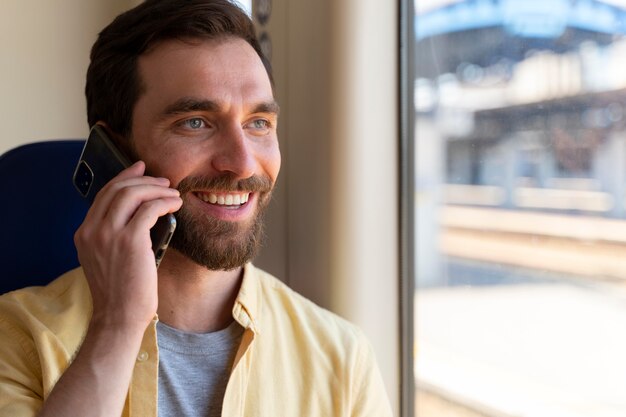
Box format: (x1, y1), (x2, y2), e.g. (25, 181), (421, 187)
(0, 140), (88, 294)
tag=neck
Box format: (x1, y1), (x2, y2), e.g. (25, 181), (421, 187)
(155, 248), (244, 333)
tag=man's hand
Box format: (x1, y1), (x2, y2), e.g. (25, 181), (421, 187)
(74, 161), (182, 332)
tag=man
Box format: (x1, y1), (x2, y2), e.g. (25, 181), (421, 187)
(0, 1), (392, 416)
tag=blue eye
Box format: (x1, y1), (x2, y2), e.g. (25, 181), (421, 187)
(183, 118), (205, 129)
(247, 119), (271, 133)
(252, 119), (269, 129)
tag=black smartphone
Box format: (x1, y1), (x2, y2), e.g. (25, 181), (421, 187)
(73, 125), (176, 267)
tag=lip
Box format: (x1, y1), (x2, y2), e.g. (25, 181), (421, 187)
(188, 190), (257, 221)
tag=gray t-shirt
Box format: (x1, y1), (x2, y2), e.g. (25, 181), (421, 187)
(157, 320), (244, 417)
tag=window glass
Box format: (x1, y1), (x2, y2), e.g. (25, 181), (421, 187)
(415, 1), (626, 415)
(236, 0), (252, 16)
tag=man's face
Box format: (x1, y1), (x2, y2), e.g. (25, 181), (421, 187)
(129, 37), (280, 270)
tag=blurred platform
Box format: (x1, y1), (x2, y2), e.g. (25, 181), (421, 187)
(416, 268), (626, 417)
(440, 206), (626, 283)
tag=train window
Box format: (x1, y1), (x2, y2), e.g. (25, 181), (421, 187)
(413, 1), (626, 415)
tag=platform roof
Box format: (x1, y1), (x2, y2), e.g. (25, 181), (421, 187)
(416, 0), (626, 77)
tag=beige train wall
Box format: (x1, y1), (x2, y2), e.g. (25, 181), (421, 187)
(0, 1), (400, 414)
(0, 1), (133, 152)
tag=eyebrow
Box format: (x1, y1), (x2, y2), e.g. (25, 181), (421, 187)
(163, 97), (280, 117)
(163, 98), (220, 115)
(252, 101), (280, 116)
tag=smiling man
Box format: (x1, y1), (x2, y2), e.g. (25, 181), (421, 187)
(0, 1), (392, 416)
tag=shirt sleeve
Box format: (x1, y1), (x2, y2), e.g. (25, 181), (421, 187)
(0, 311), (44, 417)
(350, 329), (394, 417)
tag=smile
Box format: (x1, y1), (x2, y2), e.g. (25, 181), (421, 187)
(194, 191), (250, 206)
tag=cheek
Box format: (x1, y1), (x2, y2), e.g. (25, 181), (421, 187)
(136, 136), (281, 186)
(262, 144), (281, 181)
(140, 146), (195, 186)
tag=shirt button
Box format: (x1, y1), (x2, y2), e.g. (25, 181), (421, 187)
(137, 350), (149, 362)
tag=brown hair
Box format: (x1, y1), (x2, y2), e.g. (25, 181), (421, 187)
(85, 0), (272, 137)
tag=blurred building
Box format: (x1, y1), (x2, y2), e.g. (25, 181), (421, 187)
(416, 0), (626, 217)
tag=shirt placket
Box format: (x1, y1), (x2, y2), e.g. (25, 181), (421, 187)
(128, 319), (159, 417)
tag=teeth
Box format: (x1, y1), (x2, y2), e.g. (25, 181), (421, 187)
(197, 192), (250, 206)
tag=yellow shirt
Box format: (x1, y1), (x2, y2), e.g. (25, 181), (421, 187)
(0, 264), (392, 416)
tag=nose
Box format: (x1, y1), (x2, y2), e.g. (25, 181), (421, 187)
(211, 124), (256, 179)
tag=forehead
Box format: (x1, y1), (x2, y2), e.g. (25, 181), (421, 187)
(136, 37), (273, 107)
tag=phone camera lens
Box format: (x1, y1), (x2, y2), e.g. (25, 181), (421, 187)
(74, 161), (93, 196)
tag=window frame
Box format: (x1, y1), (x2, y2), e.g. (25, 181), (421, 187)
(399, 0), (416, 416)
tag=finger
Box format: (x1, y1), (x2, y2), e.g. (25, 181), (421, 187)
(82, 161), (146, 223)
(125, 197), (183, 235)
(86, 172), (171, 223)
(102, 184), (180, 229)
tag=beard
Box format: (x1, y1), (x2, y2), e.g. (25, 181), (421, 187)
(168, 174), (273, 271)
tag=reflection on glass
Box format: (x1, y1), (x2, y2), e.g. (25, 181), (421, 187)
(415, 1), (626, 416)
(235, 0), (252, 16)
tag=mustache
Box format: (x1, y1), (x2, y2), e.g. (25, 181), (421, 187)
(176, 174), (273, 195)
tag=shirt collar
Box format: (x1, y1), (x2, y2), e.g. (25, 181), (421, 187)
(231, 263), (262, 334)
